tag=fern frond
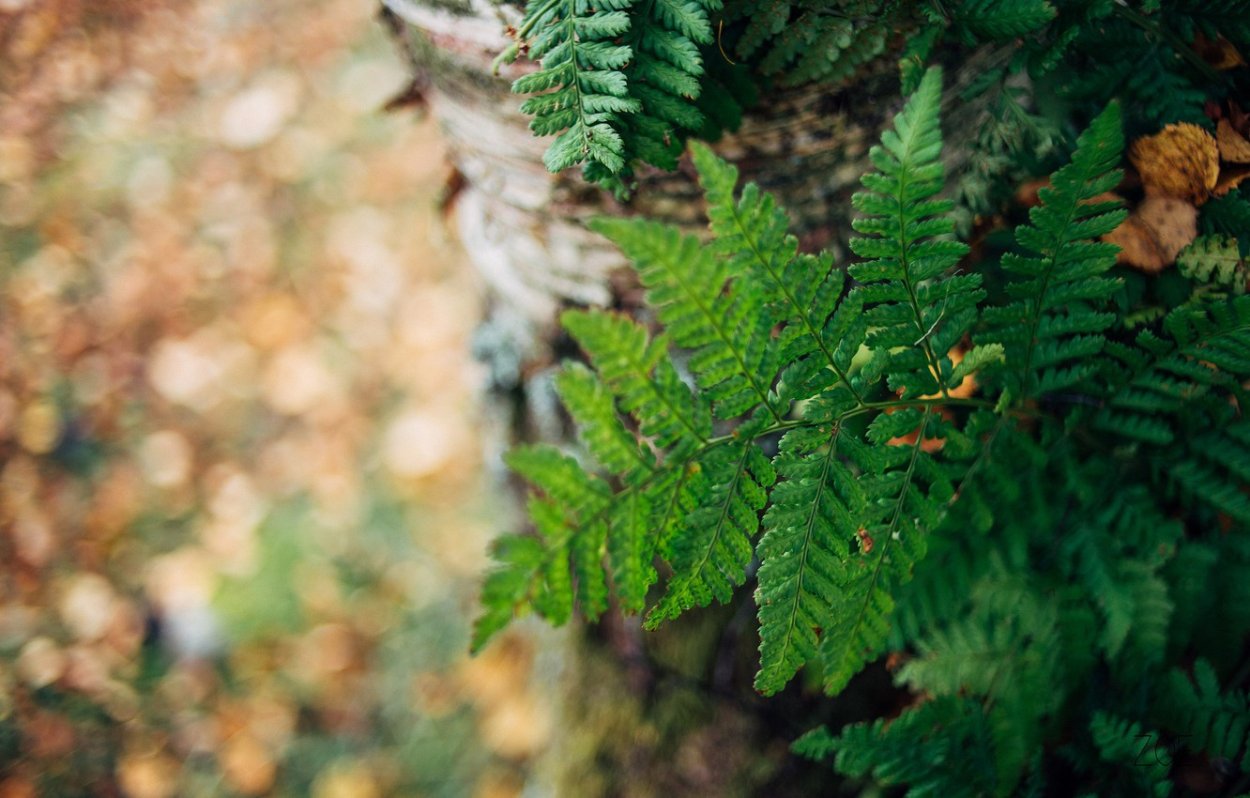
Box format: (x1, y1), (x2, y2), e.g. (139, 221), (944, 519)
(471, 447), (610, 651)
(589, 0), (720, 181)
(897, 576), (1063, 792)
(979, 102), (1126, 400)
(754, 424), (863, 694)
(556, 363), (656, 485)
(819, 407), (954, 693)
(829, 695), (1000, 797)
(1093, 296), (1250, 449)
(768, 11), (890, 87)
(848, 67), (983, 400)
(1178, 234), (1247, 295)
(1201, 191), (1250, 238)
(562, 309), (711, 456)
(1156, 659), (1250, 772)
(589, 216), (786, 425)
(1087, 712), (1172, 797)
(948, 0), (1056, 43)
(646, 439), (775, 625)
(1169, 416), (1250, 524)
(692, 140), (866, 408)
(511, 0), (640, 175)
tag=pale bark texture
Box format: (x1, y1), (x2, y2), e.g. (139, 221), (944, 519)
(378, 2), (959, 792)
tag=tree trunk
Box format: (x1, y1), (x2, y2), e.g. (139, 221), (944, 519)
(377, 2), (975, 792)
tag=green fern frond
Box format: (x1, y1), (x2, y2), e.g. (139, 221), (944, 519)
(589, 216), (785, 425)
(509, 0), (717, 186)
(1093, 296), (1250, 449)
(511, 0), (640, 175)
(646, 440), (775, 624)
(828, 695), (1000, 797)
(692, 140), (866, 408)
(1201, 191), (1250, 238)
(1087, 712), (1172, 797)
(600, 0), (720, 176)
(897, 576), (1062, 792)
(754, 423), (864, 694)
(471, 447), (609, 650)
(1178, 234), (1247, 295)
(948, 0), (1056, 43)
(556, 363), (656, 485)
(1156, 659), (1250, 772)
(979, 101), (1126, 400)
(848, 67), (982, 400)
(769, 12), (891, 87)
(1169, 416), (1250, 523)
(561, 309), (712, 456)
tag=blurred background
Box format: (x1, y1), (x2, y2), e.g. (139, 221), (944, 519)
(0, 2), (552, 795)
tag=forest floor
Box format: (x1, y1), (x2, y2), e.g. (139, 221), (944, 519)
(1, 2), (546, 796)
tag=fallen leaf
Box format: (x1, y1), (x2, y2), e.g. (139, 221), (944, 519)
(1214, 164), (1250, 197)
(1104, 196), (1199, 273)
(1130, 123), (1220, 205)
(1193, 32), (1246, 71)
(1230, 101), (1250, 138)
(1216, 119), (1250, 164)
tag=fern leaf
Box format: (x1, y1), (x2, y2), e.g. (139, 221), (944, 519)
(750, 5), (895, 88)
(830, 695), (999, 797)
(848, 67), (983, 400)
(1157, 659), (1250, 772)
(589, 217), (785, 425)
(979, 102), (1126, 400)
(595, 0), (717, 178)
(646, 440), (775, 626)
(1169, 418), (1250, 523)
(754, 424), (863, 694)
(473, 533), (549, 652)
(1201, 191), (1250, 238)
(556, 363), (656, 485)
(562, 309), (711, 456)
(1094, 297), (1250, 449)
(1088, 712), (1172, 796)
(949, 0), (1056, 43)
(1178, 234), (1247, 294)
(512, 0), (640, 175)
(819, 408), (952, 694)
(692, 141), (866, 409)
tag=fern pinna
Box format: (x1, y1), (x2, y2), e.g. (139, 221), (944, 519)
(476, 66), (1250, 795)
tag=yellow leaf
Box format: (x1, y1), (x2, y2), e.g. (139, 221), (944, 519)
(1129, 123), (1220, 206)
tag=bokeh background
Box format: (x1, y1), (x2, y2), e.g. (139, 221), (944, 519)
(0, 2), (550, 795)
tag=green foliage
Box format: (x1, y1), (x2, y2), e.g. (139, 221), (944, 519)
(507, 0), (639, 175)
(477, 57), (1250, 794)
(978, 101), (1126, 400)
(947, 0), (1056, 43)
(811, 695), (1001, 797)
(502, 0), (721, 192)
(502, 0), (1249, 192)
(728, 0), (898, 87)
(1179, 234), (1248, 294)
(1156, 658), (1250, 771)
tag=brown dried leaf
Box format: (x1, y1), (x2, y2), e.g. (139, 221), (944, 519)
(1104, 197), (1199, 273)
(1217, 119), (1250, 164)
(1214, 164), (1250, 197)
(1130, 123), (1220, 205)
(1230, 102), (1250, 138)
(1193, 32), (1247, 71)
